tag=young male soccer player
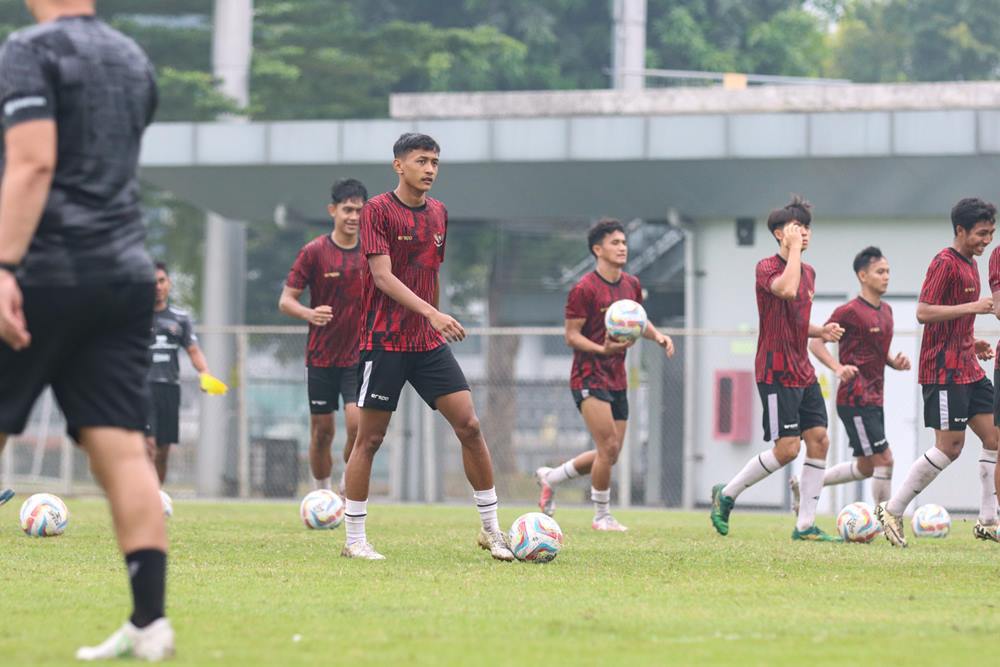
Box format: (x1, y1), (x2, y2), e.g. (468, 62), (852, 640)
(342, 133), (514, 561)
(147, 262), (216, 484)
(798, 247), (910, 507)
(876, 198), (1000, 547)
(710, 197), (844, 541)
(279, 178), (368, 494)
(534, 218), (675, 530)
(0, 0), (173, 659)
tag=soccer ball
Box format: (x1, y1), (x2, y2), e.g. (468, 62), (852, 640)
(299, 489), (344, 529)
(508, 512), (563, 563)
(604, 299), (647, 342)
(836, 502), (881, 543)
(159, 490), (173, 519)
(19, 493), (69, 537)
(911, 503), (950, 538)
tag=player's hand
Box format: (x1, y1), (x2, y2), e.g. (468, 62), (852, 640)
(835, 364), (859, 382)
(199, 372), (229, 395)
(975, 339), (995, 361)
(889, 352), (911, 371)
(0, 270), (30, 350)
(602, 335), (634, 355)
(656, 333), (675, 358)
(430, 310), (466, 342)
(308, 305), (333, 326)
(971, 297), (994, 315)
(821, 322), (845, 342)
(781, 223), (803, 251)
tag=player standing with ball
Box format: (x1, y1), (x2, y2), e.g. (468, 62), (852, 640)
(535, 219), (674, 531)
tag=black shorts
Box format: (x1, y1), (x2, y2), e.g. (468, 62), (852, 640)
(0, 283), (154, 442)
(757, 382), (827, 442)
(923, 377), (994, 431)
(355, 345), (469, 412)
(571, 388), (629, 421)
(307, 364), (359, 414)
(837, 405), (888, 457)
(147, 382), (180, 447)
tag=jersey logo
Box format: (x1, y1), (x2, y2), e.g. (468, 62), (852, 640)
(324, 272), (341, 278)
(4, 95), (45, 117)
(807, 290), (814, 302)
(433, 233), (445, 247)
(965, 286), (976, 293)
(869, 327), (881, 333)
(397, 235), (414, 241)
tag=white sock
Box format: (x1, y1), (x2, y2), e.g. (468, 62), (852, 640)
(313, 477), (331, 491)
(979, 449), (998, 525)
(823, 460), (864, 486)
(886, 448), (951, 516)
(871, 465), (893, 505)
(473, 487), (499, 533)
(592, 487), (611, 520)
(796, 457), (826, 532)
(344, 498), (367, 545)
(545, 460), (581, 486)
(722, 450), (782, 499)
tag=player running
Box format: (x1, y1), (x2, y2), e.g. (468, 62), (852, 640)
(341, 133), (514, 561)
(795, 247), (910, 507)
(534, 218), (674, 530)
(279, 178), (368, 495)
(710, 196), (844, 541)
(876, 198), (1000, 547)
(0, 1), (173, 659)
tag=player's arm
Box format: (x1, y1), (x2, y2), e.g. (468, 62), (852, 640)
(993, 289), (1000, 320)
(808, 337), (857, 380)
(768, 223), (803, 301)
(917, 299), (993, 323)
(565, 318), (630, 356)
(278, 285), (332, 326)
(368, 254), (464, 342)
(886, 349), (911, 371)
(641, 322), (675, 357)
(808, 322), (844, 341)
(186, 344), (210, 375)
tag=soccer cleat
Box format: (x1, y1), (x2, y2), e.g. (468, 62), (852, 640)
(875, 502), (907, 548)
(0, 488), (13, 507)
(340, 541), (386, 560)
(76, 617), (175, 662)
(789, 475), (800, 516)
(477, 528), (515, 561)
(592, 515), (628, 532)
(710, 483), (735, 536)
(791, 525), (842, 542)
(534, 466), (555, 516)
(973, 521), (999, 542)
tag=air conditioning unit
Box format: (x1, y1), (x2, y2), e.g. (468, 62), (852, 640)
(713, 370), (753, 442)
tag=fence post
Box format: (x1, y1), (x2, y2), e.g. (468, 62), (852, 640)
(645, 337), (664, 505)
(681, 228), (697, 510)
(237, 330), (250, 499)
(2, 432), (12, 491)
(388, 388), (407, 502)
(60, 434), (73, 496)
(620, 339), (641, 508)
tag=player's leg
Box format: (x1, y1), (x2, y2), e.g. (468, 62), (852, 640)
(580, 396), (621, 520)
(866, 448), (894, 505)
(536, 389), (597, 515)
(968, 410), (999, 540)
(306, 366), (337, 490)
(0, 434), (11, 506)
(339, 364), (361, 497)
(792, 424), (839, 541)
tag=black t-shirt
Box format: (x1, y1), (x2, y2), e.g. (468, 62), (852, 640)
(149, 306), (196, 385)
(0, 15), (158, 286)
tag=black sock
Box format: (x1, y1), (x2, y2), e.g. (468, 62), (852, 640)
(125, 549), (166, 628)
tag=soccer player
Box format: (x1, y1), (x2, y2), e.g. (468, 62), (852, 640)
(147, 261), (214, 484)
(341, 132), (513, 561)
(710, 196), (844, 541)
(876, 198), (1000, 547)
(798, 247), (910, 507)
(279, 178), (368, 495)
(534, 218), (674, 530)
(0, 0), (172, 660)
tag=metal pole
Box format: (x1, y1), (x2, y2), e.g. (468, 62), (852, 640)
(681, 227), (697, 510)
(1, 435), (11, 491)
(237, 330), (250, 498)
(212, 0), (253, 108)
(645, 337), (664, 505)
(611, 0), (647, 91)
(619, 340), (641, 508)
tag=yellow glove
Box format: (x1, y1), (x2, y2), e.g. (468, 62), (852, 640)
(199, 372), (229, 396)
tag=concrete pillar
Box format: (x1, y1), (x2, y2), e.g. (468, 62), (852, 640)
(612, 0), (647, 91)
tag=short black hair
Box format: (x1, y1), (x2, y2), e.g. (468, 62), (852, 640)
(587, 218), (626, 257)
(331, 178), (368, 204)
(154, 261), (168, 274)
(393, 132), (440, 158)
(766, 195), (812, 235)
(853, 246), (884, 274)
(951, 197), (997, 233)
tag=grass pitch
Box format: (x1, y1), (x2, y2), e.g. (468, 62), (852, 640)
(2, 499), (998, 666)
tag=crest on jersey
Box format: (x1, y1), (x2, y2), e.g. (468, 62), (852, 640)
(433, 233), (445, 248)
(324, 271), (341, 278)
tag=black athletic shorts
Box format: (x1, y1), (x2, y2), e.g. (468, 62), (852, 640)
(0, 283), (154, 442)
(355, 345), (469, 412)
(307, 364), (359, 414)
(147, 382), (180, 447)
(922, 377), (994, 431)
(571, 388), (629, 421)
(757, 382), (827, 442)
(837, 405), (888, 457)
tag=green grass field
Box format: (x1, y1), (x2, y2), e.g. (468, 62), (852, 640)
(2, 499), (998, 666)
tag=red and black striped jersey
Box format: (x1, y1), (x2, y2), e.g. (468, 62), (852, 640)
(359, 191), (447, 352)
(754, 255), (817, 387)
(285, 234), (364, 368)
(827, 297), (893, 407)
(566, 271), (643, 391)
(918, 247), (984, 385)
(989, 245), (1000, 369)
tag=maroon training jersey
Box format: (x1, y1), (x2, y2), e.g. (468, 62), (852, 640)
(566, 271), (643, 391)
(754, 255), (817, 387)
(359, 191), (447, 352)
(285, 235), (364, 368)
(918, 247), (984, 385)
(990, 245), (1000, 369)
(826, 297), (893, 407)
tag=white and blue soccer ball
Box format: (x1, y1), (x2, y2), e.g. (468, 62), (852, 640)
(300, 489), (344, 529)
(604, 299), (647, 342)
(508, 512), (563, 563)
(911, 503), (951, 538)
(159, 490), (173, 519)
(836, 502), (881, 543)
(19, 493), (69, 537)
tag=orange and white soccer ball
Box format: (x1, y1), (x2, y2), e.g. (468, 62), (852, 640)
(836, 502), (881, 543)
(911, 503), (950, 538)
(509, 512), (563, 563)
(299, 489), (344, 529)
(604, 299), (647, 342)
(19, 493), (69, 537)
